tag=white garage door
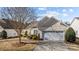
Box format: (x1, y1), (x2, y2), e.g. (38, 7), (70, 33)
(44, 31), (64, 41)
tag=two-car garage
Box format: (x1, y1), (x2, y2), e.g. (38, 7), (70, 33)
(43, 31), (64, 42)
(42, 22), (67, 42)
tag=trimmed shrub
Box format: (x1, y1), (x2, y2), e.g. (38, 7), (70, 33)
(32, 35), (38, 40)
(21, 34), (23, 37)
(23, 31), (28, 37)
(65, 27), (76, 43)
(25, 31), (27, 36)
(1, 30), (7, 39)
(30, 35), (40, 40)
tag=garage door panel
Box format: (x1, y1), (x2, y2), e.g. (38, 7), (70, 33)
(44, 32), (64, 41)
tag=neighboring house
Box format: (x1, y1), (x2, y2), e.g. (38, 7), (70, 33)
(26, 16), (67, 41)
(0, 19), (18, 37)
(70, 17), (79, 38)
(26, 20), (39, 36)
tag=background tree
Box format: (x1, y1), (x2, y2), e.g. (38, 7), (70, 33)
(1, 7), (36, 43)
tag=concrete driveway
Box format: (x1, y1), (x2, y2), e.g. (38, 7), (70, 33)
(33, 41), (71, 51)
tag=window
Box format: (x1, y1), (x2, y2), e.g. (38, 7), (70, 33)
(34, 30), (38, 35)
(14, 33), (16, 35)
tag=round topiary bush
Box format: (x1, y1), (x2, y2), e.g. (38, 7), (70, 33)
(65, 27), (76, 43)
(1, 30), (7, 39)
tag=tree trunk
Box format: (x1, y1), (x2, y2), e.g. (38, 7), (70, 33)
(19, 35), (21, 44)
(18, 28), (22, 44)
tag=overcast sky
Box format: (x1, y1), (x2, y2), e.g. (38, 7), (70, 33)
(34, 7), (79, 23)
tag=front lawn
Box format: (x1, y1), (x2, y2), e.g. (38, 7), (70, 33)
(66, 38), (79, 51)
(0, 38), (36, 51)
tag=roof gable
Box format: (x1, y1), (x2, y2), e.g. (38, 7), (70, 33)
(70, 17), (79, 31)
(44, 22), (67, 31)
(38, 16), (58, 27)
(26, 20), (38, 29)
(0, 19), (26, 29)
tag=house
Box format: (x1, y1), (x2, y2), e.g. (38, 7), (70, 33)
(26, 20), (38, 34)
(26, 16), (67, 41)
(42, 21), (67, 41)
(0, 19), (18, 37)
(70, 17), (79, 38)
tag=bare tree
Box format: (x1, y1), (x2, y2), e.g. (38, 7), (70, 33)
(1, 7), (36, 43)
